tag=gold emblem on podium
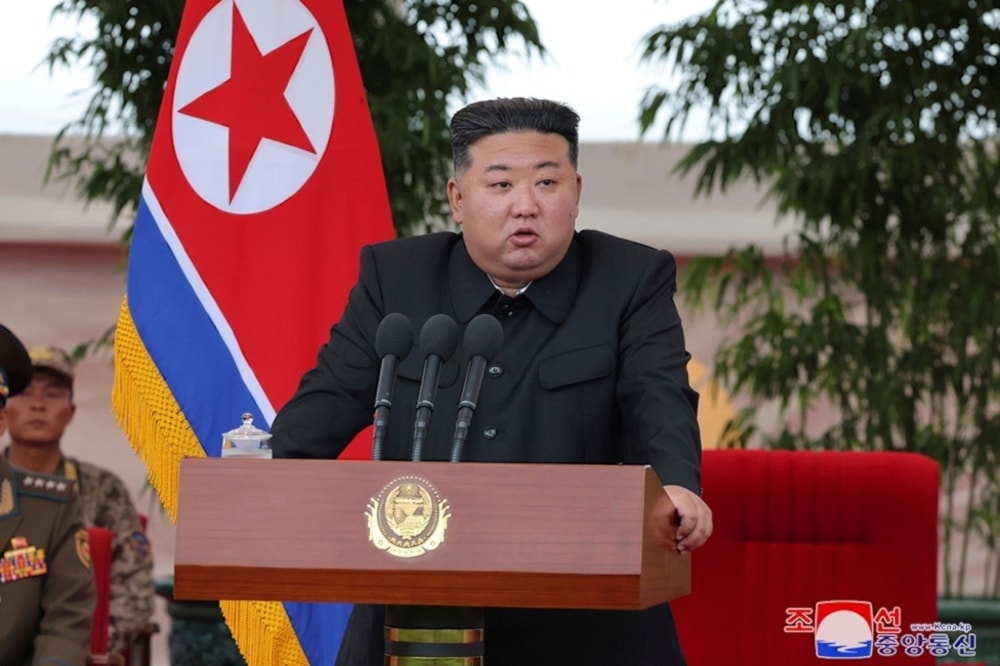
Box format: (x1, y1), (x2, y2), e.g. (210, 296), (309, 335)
(366, 475), (450, 558)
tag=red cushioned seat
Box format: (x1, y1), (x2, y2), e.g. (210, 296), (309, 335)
(673, 450), (939, 665)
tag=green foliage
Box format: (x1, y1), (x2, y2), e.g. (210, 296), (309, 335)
(43, 0), (544, 238)
(639, 0), (1000, 597)
(46, 0), (181, 237)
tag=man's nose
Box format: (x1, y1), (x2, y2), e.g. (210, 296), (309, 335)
(511, 184), (539, 216)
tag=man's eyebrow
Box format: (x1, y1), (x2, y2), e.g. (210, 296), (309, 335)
(482, 160), (562, 173)
(40, 379), (69, 390)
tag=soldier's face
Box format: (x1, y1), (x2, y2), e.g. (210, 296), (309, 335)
(4, 370), (75, 446)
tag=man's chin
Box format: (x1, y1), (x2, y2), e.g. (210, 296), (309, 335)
(8, 437), (58, 449)
(499, 250), (547, 273)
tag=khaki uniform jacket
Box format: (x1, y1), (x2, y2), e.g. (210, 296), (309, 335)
(0, 456), (94, 666)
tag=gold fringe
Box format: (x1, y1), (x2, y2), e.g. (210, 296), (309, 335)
(111, 297), (204, 520)
(221, 600), (311, 665)
(112, 297), (309, 665)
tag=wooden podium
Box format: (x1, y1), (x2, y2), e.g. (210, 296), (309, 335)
(173, 458), (690, 610)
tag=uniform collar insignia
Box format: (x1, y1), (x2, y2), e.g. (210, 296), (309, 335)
(19, 474), (70, 493)
(0, 478), (13, 516)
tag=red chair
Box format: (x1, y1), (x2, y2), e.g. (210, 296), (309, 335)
(87, 518), (154, 666)
(87, 526), (115, 665)
(673, 450), (939, 665)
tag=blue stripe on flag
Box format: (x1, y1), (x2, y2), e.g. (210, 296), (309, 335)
(131, 191), (355, 661)
(286, 602), (353, 664)
(128, 194), (265, 455)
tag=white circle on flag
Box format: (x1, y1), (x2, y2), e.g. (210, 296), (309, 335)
(171, 0), (335, 214)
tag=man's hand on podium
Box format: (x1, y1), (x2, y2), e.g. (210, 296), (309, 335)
(661, 485), (713, 555)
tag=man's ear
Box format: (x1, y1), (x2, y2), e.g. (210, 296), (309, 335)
(447, 178), (464, 225)
(573, 173), (583, 218)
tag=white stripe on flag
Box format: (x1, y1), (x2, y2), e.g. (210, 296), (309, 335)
(141, 178), (277, 423)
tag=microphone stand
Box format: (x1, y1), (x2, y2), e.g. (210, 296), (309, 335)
(450, 314), (503, 462)
(409, 314), (460, 462)
(371, 313), (413, 461)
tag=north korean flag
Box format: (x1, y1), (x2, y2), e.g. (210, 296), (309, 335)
(115, 0), (394, 663)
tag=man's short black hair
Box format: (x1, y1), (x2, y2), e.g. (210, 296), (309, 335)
(450, 97), (580, 174)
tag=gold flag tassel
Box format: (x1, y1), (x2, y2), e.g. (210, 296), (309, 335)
(221, 600), (311, 666)
(112, 297), (309, 665)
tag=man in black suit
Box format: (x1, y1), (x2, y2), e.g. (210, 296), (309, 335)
(271, 97), (712, 665)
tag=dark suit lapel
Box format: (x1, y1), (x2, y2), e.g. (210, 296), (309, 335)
(523, 236), (581, 324)
(449, 237), (500, 323)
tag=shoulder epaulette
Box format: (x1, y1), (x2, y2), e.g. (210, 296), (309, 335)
(16, 471), (73, 502)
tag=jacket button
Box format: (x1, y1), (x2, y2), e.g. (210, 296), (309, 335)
(483, 427), (498, 439)
(488, 365), (503, 377)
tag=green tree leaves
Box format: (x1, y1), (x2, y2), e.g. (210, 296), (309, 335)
(640, 0), (1000, 597)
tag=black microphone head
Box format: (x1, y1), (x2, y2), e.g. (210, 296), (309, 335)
(463, 314), (504, 361)
(375, 313), (414, 359)
(419, 314), (461, 360)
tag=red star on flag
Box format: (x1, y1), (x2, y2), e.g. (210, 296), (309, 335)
(178, 4), (316, 202)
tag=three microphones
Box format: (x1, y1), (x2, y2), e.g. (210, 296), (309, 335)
(370, 312), (503, 462)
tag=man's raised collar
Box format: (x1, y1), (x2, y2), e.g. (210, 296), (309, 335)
(449, 234), (581, 324)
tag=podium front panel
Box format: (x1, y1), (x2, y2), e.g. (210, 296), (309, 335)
(174, 459), (690, 609)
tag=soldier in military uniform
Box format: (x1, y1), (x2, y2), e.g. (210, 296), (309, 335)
(0, 323), (95, 666)
(4, 344), (154, 659)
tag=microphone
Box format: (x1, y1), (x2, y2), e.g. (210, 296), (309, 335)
(372, 313), (414, 461)
(450, 314), (504, 462)
(410, 314), (461, 461)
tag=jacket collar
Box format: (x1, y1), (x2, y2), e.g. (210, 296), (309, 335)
(1, 446), (72, 478)
(449, 233), (581, 324)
